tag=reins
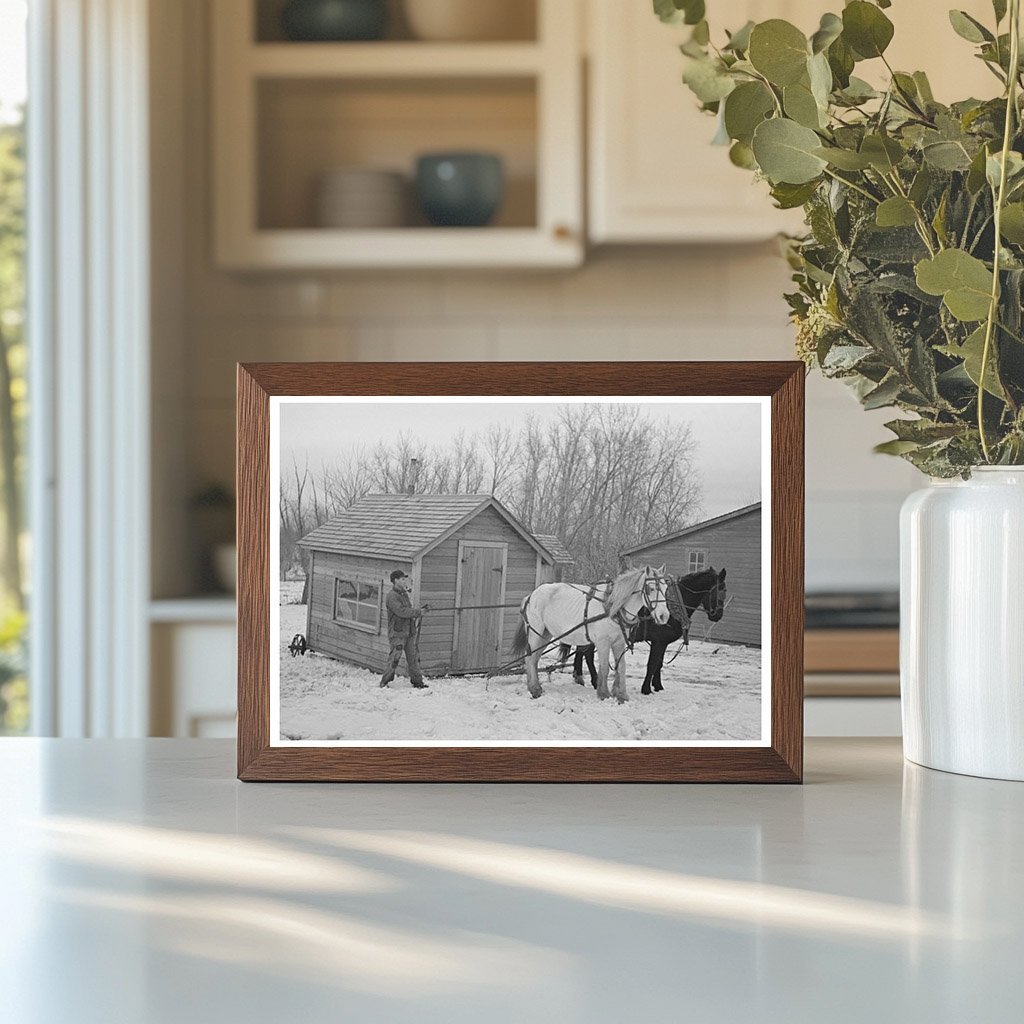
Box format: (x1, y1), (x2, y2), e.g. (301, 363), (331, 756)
(486, 567), (670, 679)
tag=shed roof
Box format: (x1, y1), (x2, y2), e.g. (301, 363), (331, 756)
(532, 534), (575, 565)
(298, 493), (555, 562)
(621, 502), (762, 555)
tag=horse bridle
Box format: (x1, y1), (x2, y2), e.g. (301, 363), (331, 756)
(616, 569), (671, 627)
(681, 574), (724, 618)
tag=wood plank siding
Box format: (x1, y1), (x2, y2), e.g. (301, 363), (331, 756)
(627, 508), (762, 646)
(419, 505), (539, 674)
(306, 551), (409, 673)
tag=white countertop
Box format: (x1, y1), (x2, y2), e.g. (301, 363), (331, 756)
(1, 738), (1021, 1023)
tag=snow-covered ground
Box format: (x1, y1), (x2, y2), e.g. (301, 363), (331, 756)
(278, 604), (763, 743)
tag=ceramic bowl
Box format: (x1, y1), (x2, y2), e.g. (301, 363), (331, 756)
(415, 152), (504, 227)
(281, 0), (388, 42)
(403, 0), (534, 42)
(316, 168), (407, 228)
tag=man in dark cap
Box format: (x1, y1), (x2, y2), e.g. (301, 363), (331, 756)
(380, 569), (430, 689)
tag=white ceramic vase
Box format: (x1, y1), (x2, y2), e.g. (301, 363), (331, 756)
(900, 467), (1024, 781)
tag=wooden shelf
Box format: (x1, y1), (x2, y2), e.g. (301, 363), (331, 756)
(150, 597), (237, 624)
(218, 227), (580, 270)
(805, 629), (900, 675)
(249, 42), (544, 78)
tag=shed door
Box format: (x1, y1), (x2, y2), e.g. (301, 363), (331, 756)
(453, 542), (507, 672)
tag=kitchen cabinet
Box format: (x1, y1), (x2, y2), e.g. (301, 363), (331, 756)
(586, 0), (998, 244)
(150, 600), (237, 737)
(587, 0), (813, 243)
(211, 0), (583, 269)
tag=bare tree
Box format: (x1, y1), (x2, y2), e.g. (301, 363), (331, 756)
(281, 405), (708, 582)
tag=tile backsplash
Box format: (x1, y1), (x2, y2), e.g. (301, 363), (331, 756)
(180, 246), (916, 594)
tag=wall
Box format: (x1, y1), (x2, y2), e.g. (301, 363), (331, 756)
(156, 0), (919, 599)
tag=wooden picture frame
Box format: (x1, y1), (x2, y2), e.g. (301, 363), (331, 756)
(237, 362), (804, 782)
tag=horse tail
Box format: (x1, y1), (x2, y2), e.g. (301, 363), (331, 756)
(558, 643), (572, 662)
(511, 597), (530, 660)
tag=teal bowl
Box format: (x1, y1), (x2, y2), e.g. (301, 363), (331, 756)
(281, 0), (388, 42)
(415, 153), (505, 228)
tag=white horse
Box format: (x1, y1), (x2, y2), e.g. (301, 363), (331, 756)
(510, 565), (672, 703)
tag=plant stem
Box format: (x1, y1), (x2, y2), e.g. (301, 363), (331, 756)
(979, 0), (1021, 462)
(822, 167), (880, 205)
(884, 170), (939, 254)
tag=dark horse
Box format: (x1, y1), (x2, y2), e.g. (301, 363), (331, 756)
(631, 567), (728, 694)
(562, 568), (727, 693)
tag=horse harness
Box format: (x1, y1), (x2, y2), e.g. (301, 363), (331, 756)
(521, 573), (662, 645)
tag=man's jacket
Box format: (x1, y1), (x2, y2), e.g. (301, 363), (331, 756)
(385, 586), (421, 644)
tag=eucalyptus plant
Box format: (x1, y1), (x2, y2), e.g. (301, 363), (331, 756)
(658, 0), (1024, 475)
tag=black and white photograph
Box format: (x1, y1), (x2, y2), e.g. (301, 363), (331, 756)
(270, 396), (770, 746)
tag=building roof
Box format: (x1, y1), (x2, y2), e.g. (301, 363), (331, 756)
(532, 534), (575, 565)
(621, 502), (762, 556)
(298, 493), (556, 563)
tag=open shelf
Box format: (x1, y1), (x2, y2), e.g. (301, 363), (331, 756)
(212, 0), (582, 268)
(257, 76), (538, 232)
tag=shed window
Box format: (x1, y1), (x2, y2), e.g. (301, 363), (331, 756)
(333, 577), (381, 632)
(686, 549), (708, 573)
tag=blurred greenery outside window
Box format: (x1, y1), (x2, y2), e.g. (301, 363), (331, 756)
(0, 0), (28, 734)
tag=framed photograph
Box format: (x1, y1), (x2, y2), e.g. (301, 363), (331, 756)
(237, 362), (803, 782)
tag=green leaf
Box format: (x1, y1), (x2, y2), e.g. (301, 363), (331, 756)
(923, 140), (972, 171)
(807, 51), (833, 109)
(748, 20), (809, 86)
(967, 144), (991, 194)
(993, 0), (1008, 24)
(723, 81), (775, 144)
(986, 150), (1024, 191)
(729, 140), (757, 169)
(932, 190), (950, 246)
(862, 374), (903, 409)
(885, 418), (963, 443)
(915, 249), (994, 321)
(724, 20), (755, 53)
(751, 118), (828, 184)
(770, 180), (820, 209)
(784, 80), (824, 129)
(860, 133), (904, 173)
(682, 57), (736, 104)
(1000, 203), (1024, 244)
(876, 197), (918, 228)
(939, 325), (1006, 398)
(842, 1), (895, 59)
(948, 10), (994, 44)
(810, 12), (843, 54)
(875, 439), (922, 455)
(827, 35), (856, 88)
(837, 76), (879, 104)
(653, 0), (705, 26)
(913, 71), (935, 104)
(814, 146), (872, 170)
(691, 19), (710, 45)
(909, 164), (933, 205)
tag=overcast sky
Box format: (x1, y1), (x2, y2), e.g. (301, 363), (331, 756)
(279, 398), (764, 518)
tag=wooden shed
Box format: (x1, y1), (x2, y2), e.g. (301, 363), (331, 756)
(297, 493), (559, 677)
(622, 503), (762, 646)
(533, 533), (575, 583)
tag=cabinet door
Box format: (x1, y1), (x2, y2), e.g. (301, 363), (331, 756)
(588, 0), (810, 243)
(588, 0), (994, 244)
